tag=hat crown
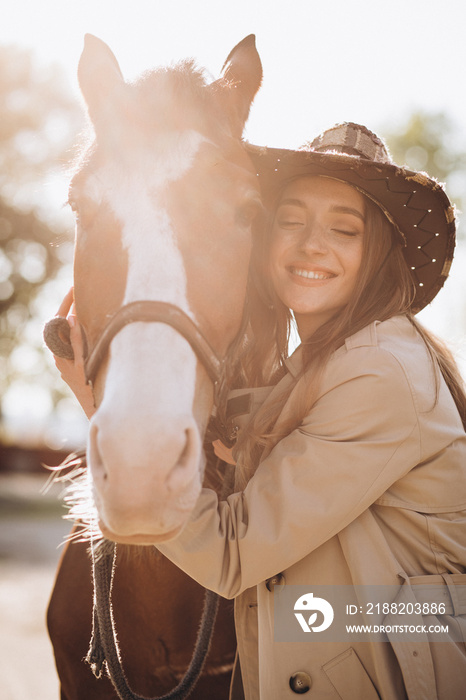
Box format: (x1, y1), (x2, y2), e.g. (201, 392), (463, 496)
(309, 122), (392, 165)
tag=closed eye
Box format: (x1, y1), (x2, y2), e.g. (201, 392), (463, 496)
(333, 229), (360, 236)
(276, 218), (305, 230)
(275, 204), (306, 230)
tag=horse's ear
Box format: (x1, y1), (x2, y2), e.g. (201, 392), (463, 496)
(212, 35), (263, 138)
(78, 34), (125, 126)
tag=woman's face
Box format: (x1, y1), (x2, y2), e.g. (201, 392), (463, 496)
(270, 176), (365, 339)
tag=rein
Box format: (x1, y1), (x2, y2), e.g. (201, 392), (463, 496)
(87, 541), (220, 700)
(43, 301), (231, 700)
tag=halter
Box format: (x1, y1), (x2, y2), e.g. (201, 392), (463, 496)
(43, 301), (232, 700)
(84, 300), (224, 388)
(44, 300), (227, 406)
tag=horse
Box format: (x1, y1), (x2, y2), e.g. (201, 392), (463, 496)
(46, 34), (263, 699)
(48, 523), (237, 699)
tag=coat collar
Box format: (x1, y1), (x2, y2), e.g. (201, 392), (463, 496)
(283, 345), (304, 378)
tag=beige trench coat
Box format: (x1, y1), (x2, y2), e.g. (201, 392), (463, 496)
(158, 315), (466, 699)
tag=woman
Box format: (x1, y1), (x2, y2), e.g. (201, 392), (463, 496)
(55, 123), (466, 699)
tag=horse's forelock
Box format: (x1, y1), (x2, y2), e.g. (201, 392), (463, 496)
(136, 59), (209, 97)
(127, 61), (229, 141)
(72, 60), (234, 176)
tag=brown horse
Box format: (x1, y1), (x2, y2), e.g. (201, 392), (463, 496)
(48, 527), (237, 699)
(46, 34), (262, 698)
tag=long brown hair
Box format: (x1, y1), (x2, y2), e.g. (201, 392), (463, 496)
(232, 178), (466, 485)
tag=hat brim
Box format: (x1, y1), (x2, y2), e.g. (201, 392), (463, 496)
(245, 143), (456, 312)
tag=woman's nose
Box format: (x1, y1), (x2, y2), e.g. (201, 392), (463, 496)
(299, 224), (327, 253)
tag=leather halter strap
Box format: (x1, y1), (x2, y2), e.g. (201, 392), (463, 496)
(84, 300), (224, 387)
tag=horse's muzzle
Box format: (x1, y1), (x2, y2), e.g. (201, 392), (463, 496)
(87, 410), (203, 540)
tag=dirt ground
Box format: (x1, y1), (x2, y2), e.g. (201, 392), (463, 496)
(0, 473), (72, 700)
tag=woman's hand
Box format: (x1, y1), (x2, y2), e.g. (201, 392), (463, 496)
(53, 288), (96, 420)
(212, 439), (236, 465)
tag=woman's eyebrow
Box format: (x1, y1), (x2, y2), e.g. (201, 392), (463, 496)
(277, 198), (306, 208)
(277, 200), (365, 223)
(330, 205), (365, 222)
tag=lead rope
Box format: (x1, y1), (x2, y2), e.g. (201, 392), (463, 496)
(87, 539), (220, 700)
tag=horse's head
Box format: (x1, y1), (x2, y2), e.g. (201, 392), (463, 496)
(71, 35), (262, 543)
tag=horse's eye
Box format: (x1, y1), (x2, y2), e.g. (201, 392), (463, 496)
(236, 199), (262, 227)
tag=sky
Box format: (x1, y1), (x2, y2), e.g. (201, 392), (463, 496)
(1, 0), (466, 149)
(1, 0), (466, 443)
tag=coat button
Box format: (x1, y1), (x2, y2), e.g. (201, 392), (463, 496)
(265, 573), (285, 591)
(289, 671), (312, 694)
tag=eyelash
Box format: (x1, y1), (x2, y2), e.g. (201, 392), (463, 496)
(333, 229), (359, 237)
(278, 222), (359, 237)
(278, 219), (304, 228)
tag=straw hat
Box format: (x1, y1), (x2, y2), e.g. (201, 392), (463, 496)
(246, 122), (456, 312)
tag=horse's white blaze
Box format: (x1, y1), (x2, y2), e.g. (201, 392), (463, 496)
(88, 131), (210, 535)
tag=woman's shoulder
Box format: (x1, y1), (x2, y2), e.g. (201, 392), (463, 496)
(340, 315), (427, 365)
(344, 315), (418, 353)
(324, 314), (436, 405)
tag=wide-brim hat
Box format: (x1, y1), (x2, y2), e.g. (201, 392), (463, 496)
(245, 122), (456, 312)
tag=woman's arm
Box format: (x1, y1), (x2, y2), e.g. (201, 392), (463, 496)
(157, 347), (423, 598)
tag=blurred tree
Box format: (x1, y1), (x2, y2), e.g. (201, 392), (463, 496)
(0, 44), (81, 209)
(384, 111), (466, 237)
(384, 111), (466, 376)
(0, 44), (81, 435)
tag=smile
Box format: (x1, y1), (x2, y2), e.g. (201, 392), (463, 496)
(290, 267), (335, 280)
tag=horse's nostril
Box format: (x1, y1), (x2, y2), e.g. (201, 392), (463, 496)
(88, 423), (108, 484)
(178, 430), (192, 467)
(167, 426), (200, 492)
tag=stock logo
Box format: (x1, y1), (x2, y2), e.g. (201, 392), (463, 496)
(294, 593), (334, 633)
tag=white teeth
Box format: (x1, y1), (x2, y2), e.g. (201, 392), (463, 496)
(292, 268), (332, 280)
